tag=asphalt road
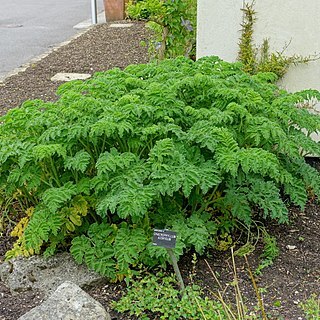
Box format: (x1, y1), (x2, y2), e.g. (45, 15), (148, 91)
(0, 0), (104, 79)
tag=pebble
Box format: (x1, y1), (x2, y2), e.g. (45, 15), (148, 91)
(286, 245), (297, 250)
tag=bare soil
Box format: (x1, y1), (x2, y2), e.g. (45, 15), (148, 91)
(0, 21), (319, 320)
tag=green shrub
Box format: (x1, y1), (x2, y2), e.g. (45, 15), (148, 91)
(127, 0), (197, 59)
(1, 57), (320, 278)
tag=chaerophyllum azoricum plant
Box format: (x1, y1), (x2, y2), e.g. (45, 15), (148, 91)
(127, 0), (197, 59)
(1, 57), (320, 280)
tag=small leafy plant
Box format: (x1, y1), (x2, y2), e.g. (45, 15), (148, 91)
(1, 57), (320, 279)
(127, 0), (196, 59)
(300, 294), (320, 320)
(113, 272), (227, 320)
(255, 230), (279, 275)
(115, 251), (268, 320)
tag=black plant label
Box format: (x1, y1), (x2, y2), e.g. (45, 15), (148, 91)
(153, 229), (177, 249)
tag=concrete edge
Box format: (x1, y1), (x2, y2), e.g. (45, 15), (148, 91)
(73, 11), (106, 30)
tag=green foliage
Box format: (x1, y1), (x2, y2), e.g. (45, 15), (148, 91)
(0, 188), (17, 236)
(113, 273), (228, 319)
(299, 294), (320, 320)
(169, 213), (218, 255)
(238, 2), (319, 78)
(127, 0), (196, 59)
(238, 2), (257, 74)
(1, 57), (320, 278)
(70, 212), (218, 280)
(71, 222), (149, 280)
(255, 230), (279, 275)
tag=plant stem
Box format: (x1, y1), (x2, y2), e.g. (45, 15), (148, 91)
(79, 139), (96, 161)
(166, 248), (185, 294)
(244, 255), (267, 320)
(158, 26), (169, 60)
(49, 157), (62, 187)
(195, 185), (219, 215)
(231, 247), (245, 319)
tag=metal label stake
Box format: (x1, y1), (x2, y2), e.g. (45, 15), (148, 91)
(153, 229), (185, 293)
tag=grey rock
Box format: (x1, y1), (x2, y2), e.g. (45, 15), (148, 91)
(50, 72), (91, 82)
(0, 252), (105, 297)
(18, 281), (111, 320)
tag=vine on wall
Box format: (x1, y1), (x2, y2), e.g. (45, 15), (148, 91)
(238, 1), (319, 78)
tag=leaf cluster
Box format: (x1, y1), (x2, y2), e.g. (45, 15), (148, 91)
(70, 222), (149, 280)
(127, 0), (197, 59)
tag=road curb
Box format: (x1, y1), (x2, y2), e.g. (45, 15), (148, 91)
(73, 11), (106, 30)
(0, 23), (98, 84)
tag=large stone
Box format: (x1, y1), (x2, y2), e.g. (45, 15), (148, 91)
(18, 281), (111, 320)
(0, 252), (105, 297)
(109, 23), (133, 28)
(50, 73), (91, 82)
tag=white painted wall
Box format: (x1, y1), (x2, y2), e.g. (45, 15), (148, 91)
(197, 0), (320, 92)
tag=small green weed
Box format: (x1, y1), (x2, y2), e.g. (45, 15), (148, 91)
(255, 230), (279, 275)
(113, 272), (227, 320)
(300, 294), (320, 320)
(114, 249), (269, 320)
(273, 300), (281, 308)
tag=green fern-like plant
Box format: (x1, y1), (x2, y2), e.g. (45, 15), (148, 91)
(70, 222), (149, 280)
(1, 57), (319, 278)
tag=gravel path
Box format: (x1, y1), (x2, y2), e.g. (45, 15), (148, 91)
(0, 21), (149, 116)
